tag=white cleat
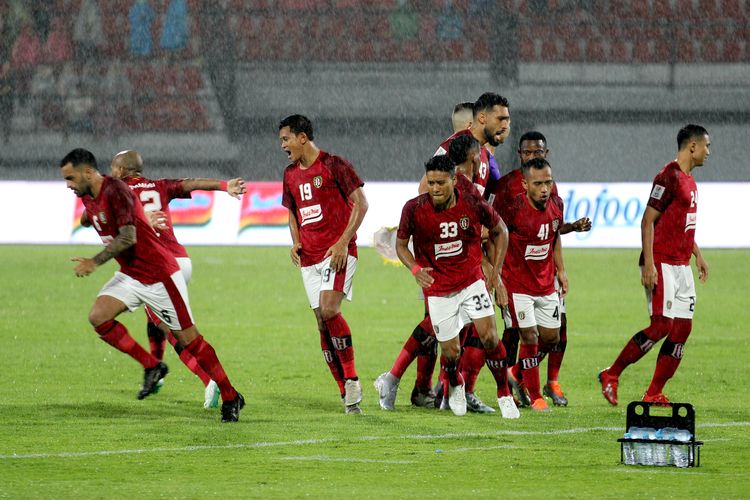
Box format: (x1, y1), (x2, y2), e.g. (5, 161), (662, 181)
(448, 383), (467, 416)
(204, 379), (220, 409)
(344, 379), (363, 413)
(373, 372), (399, 410)
(498, 395), (521, 419)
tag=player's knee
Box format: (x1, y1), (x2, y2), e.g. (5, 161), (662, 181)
(441, 341), (460, 360)
(480, 332), (499, 351)
(519, 328), (538, 344)
(645, 315), (673, 340)
(88, 310), (112, 328)
(319, 306), (340, 322)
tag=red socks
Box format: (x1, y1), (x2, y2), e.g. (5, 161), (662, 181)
(390, 336), (420, 379)
(645, 318), (692, 396)
(518, 343), (541, 400)
(319, 329), (346, 397)
(324, 313), (357, 380)
(610, 316), (672, 377)
(168, 332), (211, 386)
(96, 320), (158, 369)
(185, 335), (237, 402)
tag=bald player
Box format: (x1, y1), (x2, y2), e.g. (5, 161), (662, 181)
(109, 150), (245, 408)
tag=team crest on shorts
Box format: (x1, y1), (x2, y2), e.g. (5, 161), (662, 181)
(666, 300), (673, 310)
(98, 211), (107, 224)
(519, 312), (525, 320)
(459, 216), (470, 230)
(552, 219), (559, 233)
(313, 175), (323, 188)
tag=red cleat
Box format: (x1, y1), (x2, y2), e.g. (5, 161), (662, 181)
(598, 368), (619, 406)
(642, 392), (670, 406)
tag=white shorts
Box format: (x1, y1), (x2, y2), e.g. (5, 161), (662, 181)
(301, 255), (357, 309)
(99, 271), (195, 331)
(645, 263), (696, 319)
(145, 257), (192, 326)
(504, 292), (561, 329)
(428, 279), (495, 342)
(176, 257), (192, 284)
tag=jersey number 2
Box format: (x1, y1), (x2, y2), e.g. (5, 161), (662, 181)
(140, 190), (162, 212)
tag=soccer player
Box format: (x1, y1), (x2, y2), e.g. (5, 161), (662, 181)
(493, 131), (591, 408)
(108, 150), (246, 409)
(396, 155), (519, 418)
(61, 148), (245, 423)
(598, 125), (710, 406)
(494, 158), (566, 412)
(280, 114), (369, 415)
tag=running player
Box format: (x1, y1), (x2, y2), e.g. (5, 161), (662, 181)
(599, 125), (710, 406)
(108, 150), (245, 409)
(280, 114), (369, 414)
(61, 148), (245, 422)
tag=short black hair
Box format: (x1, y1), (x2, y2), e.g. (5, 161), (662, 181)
(473, 92), (509, 118)
(519, 131), (547, 147)
(521, 157), (551, 177)
(60, 148), (98, 170)
(677, 124), (708, 150)
(425, 155), (456, 175)
(453, 102), (474, 114)
(448, 134), (479, 166)
(279, 114), (314, 141)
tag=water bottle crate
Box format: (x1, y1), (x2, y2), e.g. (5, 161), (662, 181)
(618, 401), (703, 467)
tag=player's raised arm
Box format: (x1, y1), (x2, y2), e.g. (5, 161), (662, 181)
(180, 178), (247, 199)
(693, 241), (709, 283)
(640, 206), (662, 289)
(325, 187), (368, 272)
(72, 224), (136, 277)
(559, 217), (592, 235)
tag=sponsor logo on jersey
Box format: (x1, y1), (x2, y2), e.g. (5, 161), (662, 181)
(459, 216), (470, 230)
(685, 212), (697, 232)
(651, 184), (665, 200)
(313, 176), (323, 188)
(552, 219), (559, 233)
(434, 240), (463, 259)
(524, 243), (550, 260)
(129, 182), (156, 189)
(300, 204), (323, 226)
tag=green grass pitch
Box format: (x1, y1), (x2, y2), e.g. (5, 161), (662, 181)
(1, 245), (748, 498)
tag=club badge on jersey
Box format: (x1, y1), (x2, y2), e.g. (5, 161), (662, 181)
(313, 175), (323, 188)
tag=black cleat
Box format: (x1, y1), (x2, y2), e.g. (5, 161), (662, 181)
(137, 362), (169, 400)
(410, 387), (437, 408)
(221, 392), (245, 423)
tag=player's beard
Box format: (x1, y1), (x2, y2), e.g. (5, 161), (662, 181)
(484, 126), (500, 147)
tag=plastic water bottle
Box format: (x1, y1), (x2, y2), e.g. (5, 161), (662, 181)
(671, 429), (692, 468)
(622, 431), (636, 465)
(654, 428), (675, 466)
(629, 427), (656, 465)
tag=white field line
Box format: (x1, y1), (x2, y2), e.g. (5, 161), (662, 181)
(282, 455), (415, 464)
(1, 421), (748, 461)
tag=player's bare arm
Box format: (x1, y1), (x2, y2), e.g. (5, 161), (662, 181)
(180, 178), (247, 199)
(693, 241), (709, 283)
(71, 225), (136, 277)
(79, 211), (91, 227)
(487, 219), (509, 298)
(559, 217), (592, 235)
(396, 237), (434, 288)
(553, 236), (568, 297)
(640, 206), (662, 289)
(288, 212), (302, 267)
(325, 187), (368, 272)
